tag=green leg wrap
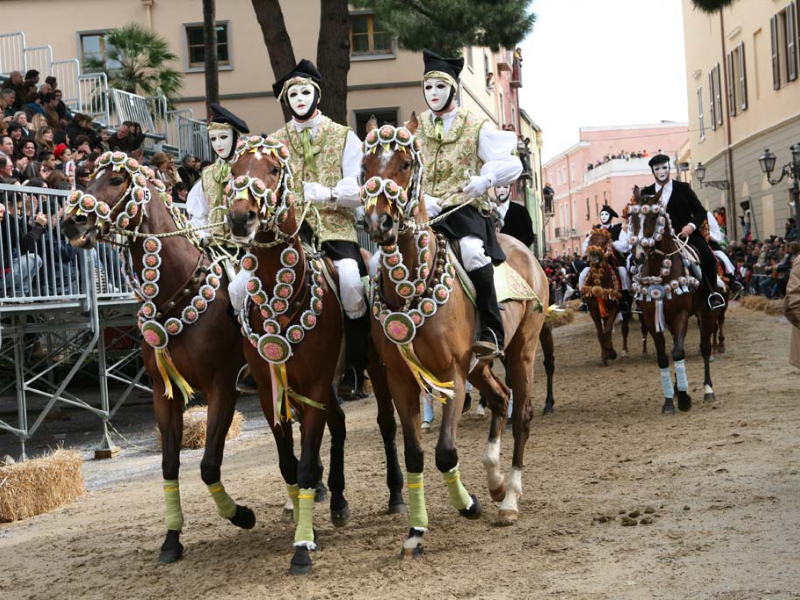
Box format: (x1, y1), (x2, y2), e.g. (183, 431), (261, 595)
(407, 472), (429, 530)
(286, 483), (300, 525)
(207, 481), (237, 519)
(443, 465), (472, 511)
(163, 479), (184, 531)
(295, 488), (316, 547)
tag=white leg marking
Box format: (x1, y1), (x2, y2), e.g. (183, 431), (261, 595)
(482, 439), (504, 492)
(704, 384), (713, 395)
(499, 467), (523, 513)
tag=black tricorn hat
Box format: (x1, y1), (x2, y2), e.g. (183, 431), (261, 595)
(648, 154), (671, 167)
(423, 49), (464, 82)
(209, 103), (249, 134)
(272, 59), (323, 100)
(600, 205), (619, 219)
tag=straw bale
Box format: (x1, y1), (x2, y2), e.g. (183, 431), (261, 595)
(740, 295), (769, 311)
(157, 407), (245, 450)
(0, 449), (84, 523)
(552, 309), (576, 328)
(764, 300), (787, 316)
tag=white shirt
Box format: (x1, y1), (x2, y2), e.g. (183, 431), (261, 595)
(291, 112), (363, 207)
(435, 105), (522, 187)
(706, 210), (724, 244)
(186, 178), (209, 237)
(655, 179), (673, 207)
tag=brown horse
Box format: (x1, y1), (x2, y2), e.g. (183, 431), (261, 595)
(583, 228), (630, 365)
(629, 187), (717, 414)
(362, 117), (549, 558)
(224, 135), (403, 575)
(61, 151), (254, 564)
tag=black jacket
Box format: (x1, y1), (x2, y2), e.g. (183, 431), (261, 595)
(500, 201), (535, 248)
(593, 222), (622, 242)
(642, 180), (706, 232)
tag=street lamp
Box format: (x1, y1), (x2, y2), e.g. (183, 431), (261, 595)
(758, 144), (800, 230)
(694, 162), (730, 190)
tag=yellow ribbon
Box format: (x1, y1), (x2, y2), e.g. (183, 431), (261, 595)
(155, 347), (195, 405)
(398, 343), (455, 404)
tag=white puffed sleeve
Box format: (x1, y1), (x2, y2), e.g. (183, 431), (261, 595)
(706, 211), (724, 244)
(581, 235), (590, 255)
(332, 130), (364, 208)
(612, 226), (631, 254)
(186, 179), (209, 238)
(477, 124), (523, 188)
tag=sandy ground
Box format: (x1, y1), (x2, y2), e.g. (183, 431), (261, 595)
(1, 303), (798, 600)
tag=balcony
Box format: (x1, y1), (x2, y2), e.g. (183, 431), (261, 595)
(553, 227), (576, 240)
(584, 157), (653, 185)
(497, 50), (513, 72)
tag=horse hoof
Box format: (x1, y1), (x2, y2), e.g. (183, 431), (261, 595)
(281, 507), (294, 523)
(229, 504), (256, 530)
(314, 481), (328, 503)
(159, 530), (183, 564)
(678, 393), (692, 412)
(661, 404), (675, 416)
(709, 355), (716, 363)
(331, 503), (351, 527)
(703, 392), (716, 403)
(608, 350), (618, 360)
(621, 350), (629, 358)
(718, 345), (726, 354)
(496, 509), (519, 527)
(489, 482), (506, 503)
(542, 404), (555, 416)
(459, 494), (482, 520)
(289, 546), (312, 576)
(387, 501), (407, 515)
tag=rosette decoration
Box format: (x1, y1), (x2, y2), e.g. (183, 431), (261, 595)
(370, 231), (456, 403)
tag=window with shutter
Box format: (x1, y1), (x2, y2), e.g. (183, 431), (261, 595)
(787, 2), (798, 82)
(708, 72), (717, 131)
(772, 14), (781, 89)
(698, 86), (705, 141)
(727, 51), (736, 117)
(739, 42), (748, 110)
(715, 64), (723, 126)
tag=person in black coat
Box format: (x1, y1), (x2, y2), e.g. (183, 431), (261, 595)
(494, 184), (535, 248)
(641, 154), (725, 310)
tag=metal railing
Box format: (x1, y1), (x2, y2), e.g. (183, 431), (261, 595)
(52, 58), (82, 111)
(176, 113), (212, 162)
(78, 72), (110, 125)
(22, 44), (53, 81)
(0, 31), (26, 75)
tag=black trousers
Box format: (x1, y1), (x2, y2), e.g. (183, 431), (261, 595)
(689, 232), (719, 293)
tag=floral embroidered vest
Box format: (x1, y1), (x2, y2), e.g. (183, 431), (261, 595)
(272, 115), (357, 244)
(417, 108), (486, 209)
(200, 158), (232, 238)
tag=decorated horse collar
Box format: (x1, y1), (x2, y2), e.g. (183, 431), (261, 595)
(225, 135), (297, 226)
(361, 125), (425, 228)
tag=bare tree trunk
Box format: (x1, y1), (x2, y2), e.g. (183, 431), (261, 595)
(203, 0), (219, 115)
(316, 0), (351, 125)
(251, 0), (296, 123)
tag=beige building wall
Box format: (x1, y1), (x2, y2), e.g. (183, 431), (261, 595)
(1, 0), (520, 139)
(682, 0), (800, 240)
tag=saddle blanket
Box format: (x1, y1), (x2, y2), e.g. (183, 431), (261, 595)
(448, 245), (539, 305)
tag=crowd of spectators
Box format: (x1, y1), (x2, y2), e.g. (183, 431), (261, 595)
(586, 149), (655, 171)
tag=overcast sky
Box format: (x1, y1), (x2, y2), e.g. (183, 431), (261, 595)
(518, 0), (690, 163)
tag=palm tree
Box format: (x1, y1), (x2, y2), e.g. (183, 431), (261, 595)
(691, 0), (736, 13)
(84, 23), (183, 101)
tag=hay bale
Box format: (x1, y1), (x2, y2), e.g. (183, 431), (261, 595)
(0, 449), (84, 523)
(764, 299), (787, 316)
(552, 309), (576, 328)
(740, 295), (769, 311)
(157, 407), (245, 450)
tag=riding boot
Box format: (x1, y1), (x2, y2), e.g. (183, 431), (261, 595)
(467, 263), (505, 359)
(341, 312), (370, 400)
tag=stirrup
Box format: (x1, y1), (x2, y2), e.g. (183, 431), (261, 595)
(472, 330), (504, 361)
(235, 364), (258, 394)
(707, 292), (726, 311)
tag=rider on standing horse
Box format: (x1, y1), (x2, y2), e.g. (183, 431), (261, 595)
(641, 154), (726, 311)
(578, 204), (632, 312)
(418, 49), (522, 359)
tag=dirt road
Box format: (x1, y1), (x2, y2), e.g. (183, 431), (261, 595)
(1, 304), (798, 599)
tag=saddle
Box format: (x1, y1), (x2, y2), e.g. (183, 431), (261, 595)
(447, 241), (541, 307)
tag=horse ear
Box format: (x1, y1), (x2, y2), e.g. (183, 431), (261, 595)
(366, 116), (378, 133)
(407, 112), (419, 134)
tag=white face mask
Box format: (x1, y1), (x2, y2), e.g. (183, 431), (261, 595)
(653, 163), (670, 184)
(495, 186), (511, 202)
(600, 210), (611, 225)
(287, 83), (317, 119)
(209, 128), (234, 159)
(423, 78), (453, 113)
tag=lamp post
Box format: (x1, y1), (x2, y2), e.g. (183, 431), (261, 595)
(693, 162), (730, 190)
(758, 144), (800, 230)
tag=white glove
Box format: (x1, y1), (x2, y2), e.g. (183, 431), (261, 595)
(424, 194), (442, 218)
(462, 175), (492, 199)
(303, 182), (332, 204)
(228, 269), (250, 312)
